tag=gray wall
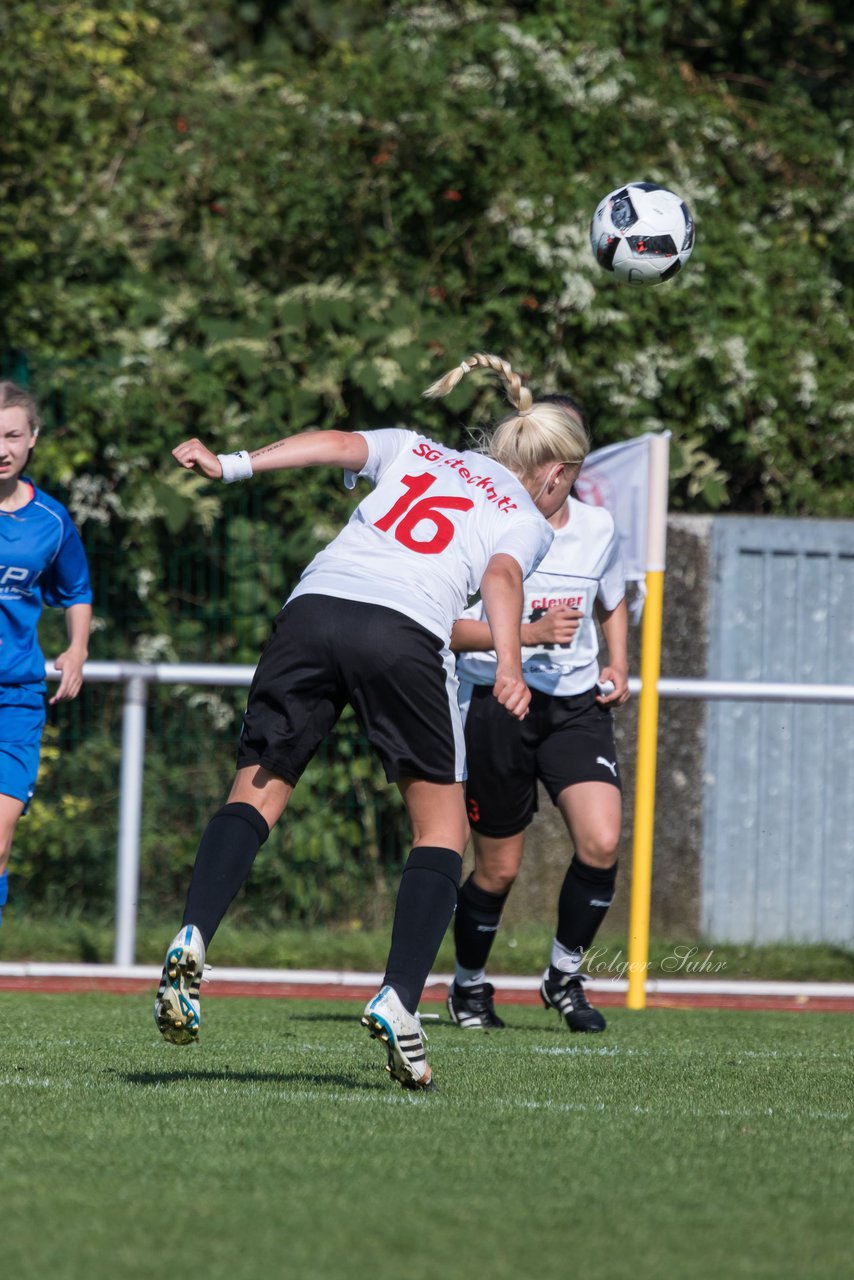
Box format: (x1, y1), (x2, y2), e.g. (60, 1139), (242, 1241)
(701, 517), (854, 945)
(468, 512), (854, 948)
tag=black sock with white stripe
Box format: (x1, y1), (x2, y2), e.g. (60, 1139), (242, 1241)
(383, 846), (462, 1014)
(554, 855), (617, 960)
(454, 874), (510, 975)
(182, 802), (270, 946)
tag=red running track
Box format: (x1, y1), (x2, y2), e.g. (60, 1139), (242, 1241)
(1, 975), (853, 1013)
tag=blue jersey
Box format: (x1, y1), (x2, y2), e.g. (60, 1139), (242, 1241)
(0, 479), (92, 687)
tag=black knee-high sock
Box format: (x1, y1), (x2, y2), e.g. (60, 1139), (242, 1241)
(454, 874), (510, 972)
(555, 855), (618, 955)
(182, 802), (270, 946)
(383, 846), (461, 1013)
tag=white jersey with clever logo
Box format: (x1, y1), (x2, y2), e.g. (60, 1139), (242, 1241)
(456, 495), (625, 696)
(287, 428), (553, 644)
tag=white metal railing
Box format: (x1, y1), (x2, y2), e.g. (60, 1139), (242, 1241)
(44, 662), (854, 966)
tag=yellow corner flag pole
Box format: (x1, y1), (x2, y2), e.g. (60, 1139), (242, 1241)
(626, 433), (670, 1011)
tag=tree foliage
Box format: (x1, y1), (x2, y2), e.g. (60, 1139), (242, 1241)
(3, 0), (852, 535)
(1, 0), (852, 919)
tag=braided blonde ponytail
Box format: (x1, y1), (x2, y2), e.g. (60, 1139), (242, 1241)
(422, 352), (533, 414)
(422, 354), (589, 481)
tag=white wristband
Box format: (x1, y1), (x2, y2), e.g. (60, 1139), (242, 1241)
(217, 450), (253, 483)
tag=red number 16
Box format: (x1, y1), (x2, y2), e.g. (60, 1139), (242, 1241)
(374, 472), (474, 555)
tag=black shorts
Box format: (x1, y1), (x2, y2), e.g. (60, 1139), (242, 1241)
(237, 594), (465, 786)
(463, 684), (621, 838)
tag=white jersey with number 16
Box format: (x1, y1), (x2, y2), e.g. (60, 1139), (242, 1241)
(288, 428), (553, 644)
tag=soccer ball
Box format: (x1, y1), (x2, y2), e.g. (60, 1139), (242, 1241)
(590, 183), (695, 285)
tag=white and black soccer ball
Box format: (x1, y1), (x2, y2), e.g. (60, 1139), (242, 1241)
(590, 183), (695, 285)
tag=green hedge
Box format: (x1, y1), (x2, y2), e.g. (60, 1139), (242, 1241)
(2, 0), (851, 918)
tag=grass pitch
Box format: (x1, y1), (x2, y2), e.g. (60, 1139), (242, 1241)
(1, 993), (851, 1280)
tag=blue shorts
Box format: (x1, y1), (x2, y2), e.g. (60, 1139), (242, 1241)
(0, 685), (46, 812)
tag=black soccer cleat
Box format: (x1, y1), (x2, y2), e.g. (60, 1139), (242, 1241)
(446, 980), (506, 1029)
(540, 972), (606, 1033)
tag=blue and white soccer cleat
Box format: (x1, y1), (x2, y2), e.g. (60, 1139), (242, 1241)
(154, 925), (207, 1045)
(361, 985), (435, 1090)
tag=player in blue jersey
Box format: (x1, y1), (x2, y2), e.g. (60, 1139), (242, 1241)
(0, 382), (93, 926)
(446, 395), (632, 1034)
(154, 352), (587, 1091)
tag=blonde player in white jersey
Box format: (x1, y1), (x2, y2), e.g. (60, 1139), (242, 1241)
(446, 395), (631, 1035)
(153, 354), (588, 1091)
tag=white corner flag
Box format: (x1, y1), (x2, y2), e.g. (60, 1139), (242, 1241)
(575, 431), (671, 582)
(575, 431), (671, 619)
(576, 430), (672, 1013)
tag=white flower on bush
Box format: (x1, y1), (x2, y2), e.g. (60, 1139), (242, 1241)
(136, 568), (155, 601)
(495, 26), (630, 108)
(67, 474), (122, 527)
(488, 195), (598, 315)
(792, 350), (818, 410)
(186, 691), (238, 733)
(133, 634), (175, 664)
(402, 6), (468, 33)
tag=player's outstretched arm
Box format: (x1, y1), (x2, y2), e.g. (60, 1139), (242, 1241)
(172, 431), (370, 479)
(479, 554), (530, 721)
(248, 431), (369, 475)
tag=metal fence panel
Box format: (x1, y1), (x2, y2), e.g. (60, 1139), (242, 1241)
(702, 518), (854, 944)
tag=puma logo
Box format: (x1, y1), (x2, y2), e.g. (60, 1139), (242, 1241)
(596, 756), (618, 777)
